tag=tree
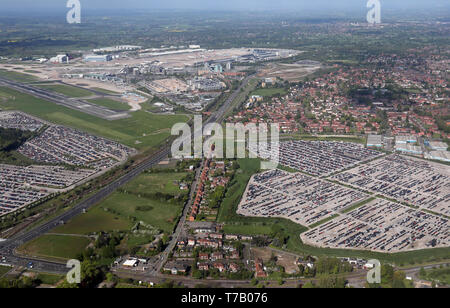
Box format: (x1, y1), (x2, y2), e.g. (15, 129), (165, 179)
(317, 276), (346, 288)
(80, 261), (104, 288)
(192, 270), (204, 279)
(381, 264), (394, 284)
(419, 267), (426, 278)
(57, 280), (79, 289)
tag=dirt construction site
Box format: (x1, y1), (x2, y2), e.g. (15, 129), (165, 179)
(259, 60), (322, 82)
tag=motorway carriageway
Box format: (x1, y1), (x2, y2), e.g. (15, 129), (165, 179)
(0, 74), (256, 275)
(0, 77), (129, 120)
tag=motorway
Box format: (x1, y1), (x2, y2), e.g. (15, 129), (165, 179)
(1, 72), (448, 287)
(0, 73), (257, 276)
(0, 77), (129, 120)
(0, 146), (170, 274)
(136, 73), (257, 276)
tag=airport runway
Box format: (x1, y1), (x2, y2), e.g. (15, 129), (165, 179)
(0, 77), (129, 120)
(0, 74), (256, 276)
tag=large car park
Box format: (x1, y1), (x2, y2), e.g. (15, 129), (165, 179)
(237, 149), (449, 253)
(301, 198), (449, 253)
(330, 155), (450, 216)
(237, 169), (369, 226)
(18, 125), (135, 168)
(0, 112), (135, 169)
(0, 164), (97, 216)
(255, 140), (383, 177)
(0, 111), (136, 217)
(0, 111), (44, 132)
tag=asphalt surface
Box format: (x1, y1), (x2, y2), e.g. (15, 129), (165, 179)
(0, 74), (256, 276)
(0, 146), (170, 273)
(1, 73), (447, 287)
(146, 73), (257, 276)
(0, 77), (129, 120)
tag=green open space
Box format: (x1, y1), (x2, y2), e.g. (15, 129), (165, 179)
(419, 265), (450, 285)
(36, 84), (95, 98)
(250, 87), (288, 97)
(17, 234), (91, 261)
(53, 172), (188, 235)
(124, 234), (155, 248)
(90, 87), (121, 95)
(0, 86), (189, 150)
(223, 224), (273, 236)
(0, 265), (12, 277)
(98, 191), (182, 234)
(0, 69), (39, 83)
(34, 272), (64, 285)
(126, 171), (189, 196)
(0, 126), (39, 165)
(87, 98), (131, 111)
(53, 205), (132, 235)
(115, 283), (146, 288)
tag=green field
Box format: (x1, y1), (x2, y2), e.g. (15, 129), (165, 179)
(223, 223), (273, 236)
(0, 69), (39, 83)
(99, 193), (182, 233)
(53, 172), (188, 235)
(37, 84), (95, 98)
(0, 148), (37, 165)
(0, 265), (12, 277)
(17, 234), (91, 261)
(0, 86), (189, 150)
(87, 98), (131, 111)
(124, 234), (155, 248)
(250, 87), (288, 97)
(91, 87), (121, 95)
(126, 172), (189, 195)
(0, 88), (12, 99)
(35, 272), (64, 285)
(217, 158), (262, 223)
(53, 205), (132, 235)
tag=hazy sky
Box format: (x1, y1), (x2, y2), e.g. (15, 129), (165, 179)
(3, 0), (449, 12)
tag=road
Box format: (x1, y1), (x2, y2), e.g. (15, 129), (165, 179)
(147, 73), (257, 276)
(0, 146), (170, 273)
(1, 72), (448, 287)
(0, 74), (257, 276)
(148, 162), (203, 276)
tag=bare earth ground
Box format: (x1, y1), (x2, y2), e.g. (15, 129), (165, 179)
(259, 62), (322, 82)
(251, 247), (299, 274)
